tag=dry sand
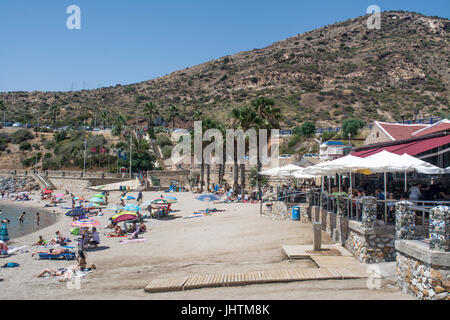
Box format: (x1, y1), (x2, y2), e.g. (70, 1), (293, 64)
(0, 180), (412, 300)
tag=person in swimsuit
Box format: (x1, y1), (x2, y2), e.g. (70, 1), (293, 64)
(19, 212), (26, 223)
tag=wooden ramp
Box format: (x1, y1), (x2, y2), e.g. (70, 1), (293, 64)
(282, 245), (352, 259)
(144, 267), (369, 293)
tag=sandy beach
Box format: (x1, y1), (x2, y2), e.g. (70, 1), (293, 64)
(0, 180), (412, 300)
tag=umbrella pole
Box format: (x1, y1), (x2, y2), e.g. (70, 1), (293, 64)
(349, 171), (352, 194)
(404, 170), (407, 192)
(338, 174), (341, 192)
(384, 170), (387, 224)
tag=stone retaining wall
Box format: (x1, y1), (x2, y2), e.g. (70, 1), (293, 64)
(345, 222), (396, 263)
(396, 245), (450, 300)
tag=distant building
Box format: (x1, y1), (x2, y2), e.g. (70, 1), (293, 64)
(363, 121), (429, 146)
(320, 141), (344, 162)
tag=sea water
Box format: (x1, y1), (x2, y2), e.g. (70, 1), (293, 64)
(0, 203), (56, 239)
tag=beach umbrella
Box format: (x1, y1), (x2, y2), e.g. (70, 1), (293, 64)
(141, 201), (153, 207)
(112, 214), (138, 223)
(0, 223), (9, 242)
(121, 195), (136, 200)
(106, 205), (123, 211)
(89, 197), (105, 203)
(65, 208), (89, 217)
(55, 194), (65, 198)
(164, 196), (178, 203)
(123, 204), (141, 212)
(196, 194), (220, 210)
(112, 211), (137, 220)
(71, 218), (100, 228)
(43, 189), (53, 194)
(93, 194), (106, 198)
(151, 198), (169, 205)
(85, 203), (104, 208)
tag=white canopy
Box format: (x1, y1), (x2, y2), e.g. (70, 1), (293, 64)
(303, 155), (369, 176)
(260, 164), (303, 177)
(399, 153), (445, 175)
(292, 168), (319, 179)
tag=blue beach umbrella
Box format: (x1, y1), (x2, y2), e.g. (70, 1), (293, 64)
(65, 208), (89, 217)
(123, 204), (141, 212)
(121, 195), (136, 200)
(196, 194), (220, 211)
(89, 197), (105, 203)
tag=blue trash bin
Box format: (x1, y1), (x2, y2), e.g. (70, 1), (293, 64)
(292, 206), (300, 221)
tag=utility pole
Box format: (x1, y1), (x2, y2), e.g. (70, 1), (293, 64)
(83, 134), (87, 176)
(129, 127), (132, 179)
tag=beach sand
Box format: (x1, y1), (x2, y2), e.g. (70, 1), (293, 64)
(0, 180), (412, 300)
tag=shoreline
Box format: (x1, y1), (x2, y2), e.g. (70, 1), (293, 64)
(0, 195), (63, 243)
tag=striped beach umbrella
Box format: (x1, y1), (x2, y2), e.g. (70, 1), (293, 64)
(0, 223), (9, 242)
(71, 218), (100, 228)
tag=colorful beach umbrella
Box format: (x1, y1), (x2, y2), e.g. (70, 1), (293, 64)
(71, 218), (100, 228)
(112, 214), (138, 223)
(89, 197), (105, 203)
(121, 195), (136, 200)
(123, 204), (141, 212)
(112, 211), (137, 220)
(85, 203), (104, 208)
(43, 189), (53, 194)
(106, 205), (123, 211)
(0, 223), (9, 242)
(151, 198), (169, 205)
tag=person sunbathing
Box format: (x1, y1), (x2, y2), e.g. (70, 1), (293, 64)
(107, 225), (124, 237)
(34, 236), (47, 246)
(31, 247), (69, 257)
(139, 222), (147, 232)
(35, 267), (71, 278)
(48, 231), (67, 245)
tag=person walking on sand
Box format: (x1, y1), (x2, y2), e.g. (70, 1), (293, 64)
(19, 211), (26, 223)
(36, 212), (40, 226)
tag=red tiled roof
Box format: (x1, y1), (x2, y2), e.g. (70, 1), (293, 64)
(376, 122), (429, 141)
(412, 120), (450, 137)
(352, 134), (450, 158)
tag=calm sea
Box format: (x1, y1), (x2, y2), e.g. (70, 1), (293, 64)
(0, 203), (57, 240)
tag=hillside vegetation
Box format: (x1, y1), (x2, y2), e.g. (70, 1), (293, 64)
(0, 11), (449, 130)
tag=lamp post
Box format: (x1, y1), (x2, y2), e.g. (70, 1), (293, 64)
(348, 133), (351, 146)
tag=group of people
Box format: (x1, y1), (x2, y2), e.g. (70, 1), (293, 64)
(106, 220), (146, 239)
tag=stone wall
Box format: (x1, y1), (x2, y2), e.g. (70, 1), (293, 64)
(345, 222), (396, 263)
(396, 247), (450, 300)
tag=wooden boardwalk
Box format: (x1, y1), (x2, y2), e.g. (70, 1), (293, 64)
(144, 266), (369, 293)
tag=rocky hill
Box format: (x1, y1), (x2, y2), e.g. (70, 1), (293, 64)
(1, 11), (449, 128)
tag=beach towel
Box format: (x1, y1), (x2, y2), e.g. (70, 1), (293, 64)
(2, 262), (19, 268)
(183, 215), (202, 219)
(120, 238), (147, 244)
(0, 223), (9, 242)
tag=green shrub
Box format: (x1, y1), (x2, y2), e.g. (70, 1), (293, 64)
(161, 145), (173, 158)
(10, 129), (33, 144)
(19, 141), (32, 151)
(156, 134), (172, 148)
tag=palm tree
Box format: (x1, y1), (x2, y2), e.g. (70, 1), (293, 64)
(230, 106), (257, 199)
(50, 105), (60, 129)
(144, 102), (159, 137)
(250, 97), (282, 202)
(168, 106), (179, 129)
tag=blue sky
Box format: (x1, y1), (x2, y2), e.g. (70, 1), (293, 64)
(0, 0), (448, 92)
